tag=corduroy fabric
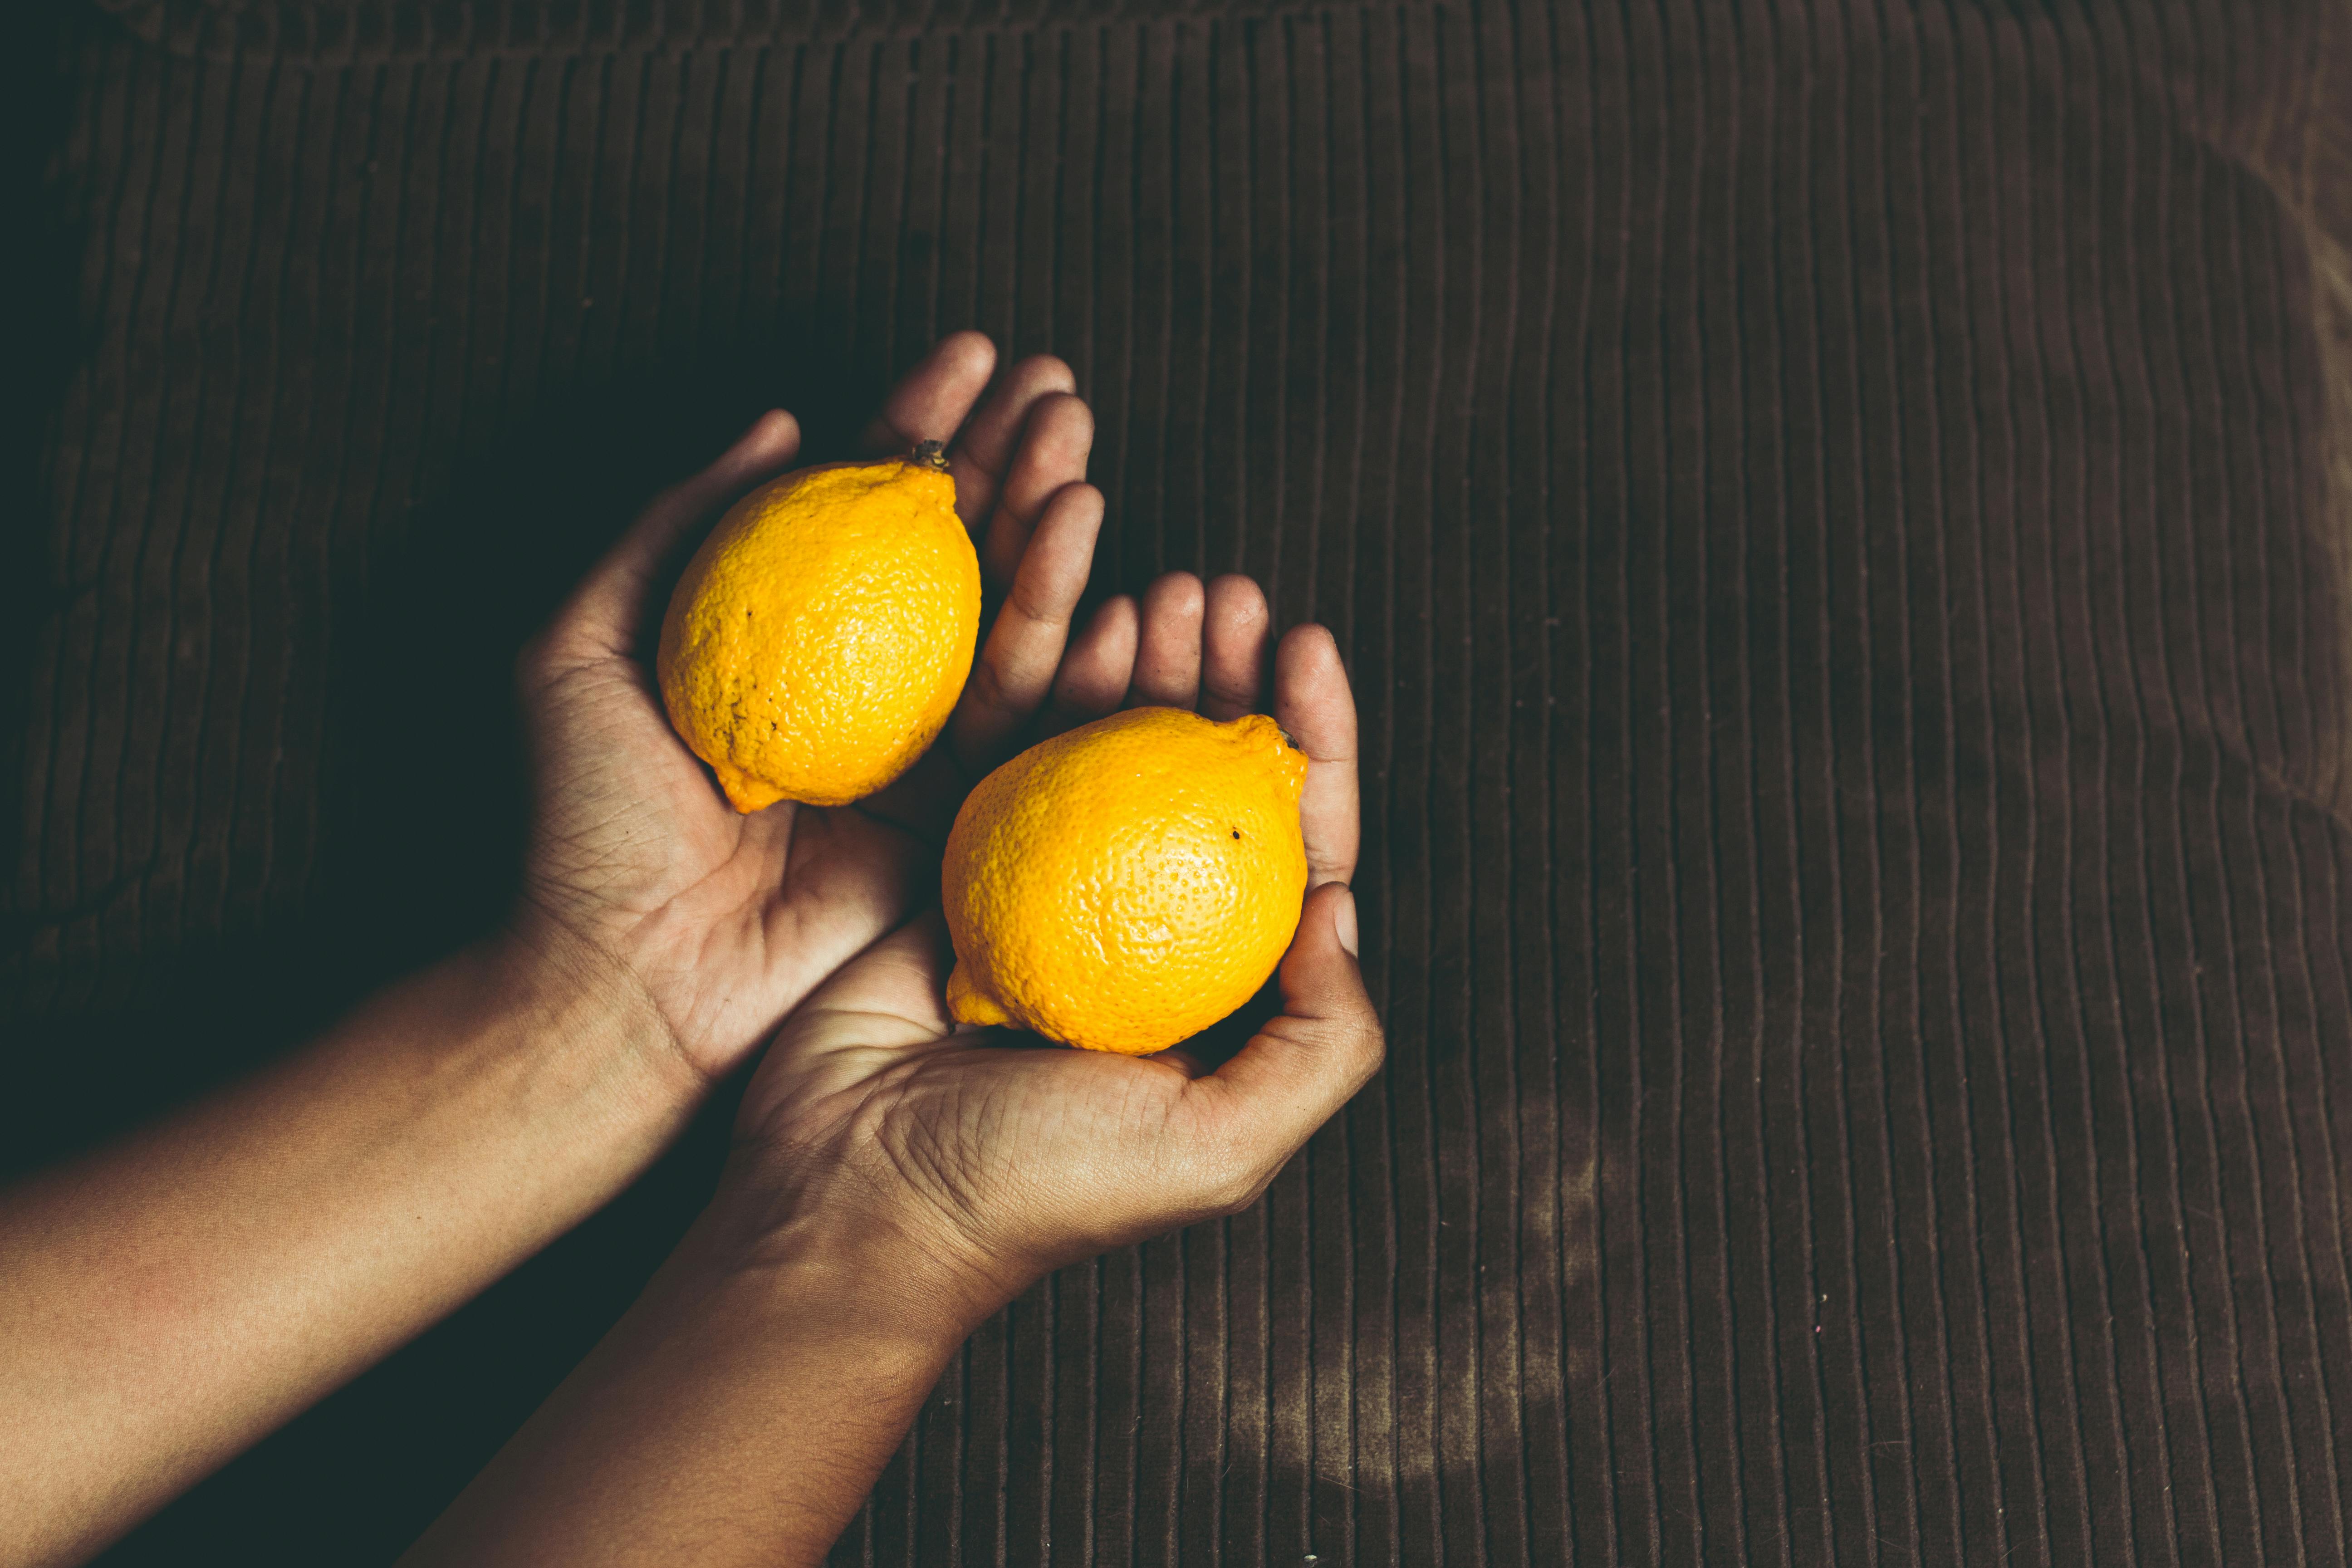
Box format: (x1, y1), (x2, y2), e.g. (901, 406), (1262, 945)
(10, 0), (2352, 1562)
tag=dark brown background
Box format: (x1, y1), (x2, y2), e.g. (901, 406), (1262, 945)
(10, 0), (2352, 1561)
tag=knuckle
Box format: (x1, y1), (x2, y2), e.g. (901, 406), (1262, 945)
(1207, 673), (1255, 708)
(1007, 578), (1072, 633)
(964, 650), (1010, 710)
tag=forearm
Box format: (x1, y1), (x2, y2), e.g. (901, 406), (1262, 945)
(0, 923), (702, 1568)
(401, 1199), (995, 1568)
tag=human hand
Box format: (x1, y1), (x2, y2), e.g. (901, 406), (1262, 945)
(510, 333), (1105, 1082)
(710, 578), (1382, 1325)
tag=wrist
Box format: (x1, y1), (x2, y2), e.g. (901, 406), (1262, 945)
(688, 1174), (1030, 1347)
(467, 910), (704, 1119)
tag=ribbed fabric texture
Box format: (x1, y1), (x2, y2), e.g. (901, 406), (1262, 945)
(12, 1), (2352, 1562)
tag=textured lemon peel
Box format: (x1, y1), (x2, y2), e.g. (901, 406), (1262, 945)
(941, 707), (1309, 1055)
(656, 451), (980, 810)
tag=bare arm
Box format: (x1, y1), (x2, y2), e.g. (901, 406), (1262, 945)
(401, 1200), (983, 1567)
(0, 928), (693, 1568)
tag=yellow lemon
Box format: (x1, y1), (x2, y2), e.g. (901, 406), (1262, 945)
(657, 443), (980, 810)
(942, 706), (1310, 1055)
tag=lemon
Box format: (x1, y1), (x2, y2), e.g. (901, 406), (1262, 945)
(657, 444), (980, 810)
(942, 706), (1310, 1054)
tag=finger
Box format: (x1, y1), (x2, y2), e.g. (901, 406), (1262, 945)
(1124, 572), (1206, 709)
(539, 410), (801, 666)
(859, 331), (998, 454)
(951, 483), (1105, 766)
(1046, 595), (1140, 730)
(949, 355), (1078, 529)
(979, 393), (1094, 585)
(1273, 623), (1361, 887)
(1198, 574), (1271, 721)
(1187, 882), (1382, 1154)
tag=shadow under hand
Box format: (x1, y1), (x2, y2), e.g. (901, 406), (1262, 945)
(1171, 970), (1287, 1073)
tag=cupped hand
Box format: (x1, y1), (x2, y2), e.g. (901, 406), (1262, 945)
(715, 578), (1382, 1321)
(511, 333), (1106, 1082)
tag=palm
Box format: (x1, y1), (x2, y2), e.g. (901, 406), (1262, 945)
(738, 919), (1217, 1284)
(515, 335), (1106, 1081)
(522, 654), (921, 1075)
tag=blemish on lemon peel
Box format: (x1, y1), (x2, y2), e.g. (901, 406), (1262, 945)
(941, 706), (1310, 1055)
(657, 446), (981, 810)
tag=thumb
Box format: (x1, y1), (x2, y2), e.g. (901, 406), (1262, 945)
(1191, 883), (1384, 1152)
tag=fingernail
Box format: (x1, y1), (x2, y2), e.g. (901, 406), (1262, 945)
(1333, 885), (1359, 957)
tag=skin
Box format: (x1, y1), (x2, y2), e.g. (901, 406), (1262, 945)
(0, 333), (1382, 1568)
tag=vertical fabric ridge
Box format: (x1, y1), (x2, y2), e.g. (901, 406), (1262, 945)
(1887, 5), (1970, 1558)
(15, 28), (115, 1008)
(2008, 14), (2097, 1560)
(1722, 7), (1796, 1562)
(203, 48), (299, 951)
(1634, 0), (1700, 1558)
(1806, 3), (1884, 1556)
(1509, 0), (1571, 1557)
(1968, 10), (2058, 1555)
(2083, 5), (2195, 1558)
(80, 43), (207, 926)
(1685, 0), (1752, 1547)
(1554, 1), (1613, 1558)
(138, 45), (268, 969)
(2036, 15), (2145, 1565)
(1852, 1), (1929, 1558)
(2129, 25), (2233, 1553)
(1939, 13), (2016, 1531)
(57, 43), (196, 1008)
(1491, 0), (1560, 1558)
(231, 56), (327, 912)
(1772, 2), (1836, 1557)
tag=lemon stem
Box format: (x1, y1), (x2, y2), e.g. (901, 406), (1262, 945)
(911, 439), (951, 472)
